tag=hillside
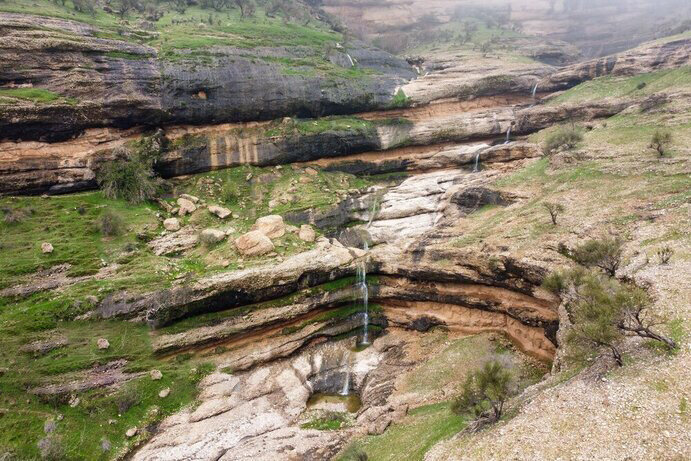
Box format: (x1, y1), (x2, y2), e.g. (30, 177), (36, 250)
(0, 1), (689, 460)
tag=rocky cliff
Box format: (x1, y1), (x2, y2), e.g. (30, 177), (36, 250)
(0, 12), (414, 142)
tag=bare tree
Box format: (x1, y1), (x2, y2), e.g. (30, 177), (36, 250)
(543, 202), (565, 225)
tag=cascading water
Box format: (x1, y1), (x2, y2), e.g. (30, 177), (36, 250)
(357, 243), (370, 345)
(531, 82), (539, 99)
(473, 152), (481, 172)
(504, 125), (512, 144)
(345, 53), (355, 67)
(340, 352), (351, 396)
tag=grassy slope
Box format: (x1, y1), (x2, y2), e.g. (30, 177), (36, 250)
(337, 333), (546, 461)
(0, 165), (374, 459)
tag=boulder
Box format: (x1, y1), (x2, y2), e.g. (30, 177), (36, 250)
(158, 388), (170, 398)
(234, 231), (275, 256)
(150, 370), (163, 381)
(148, 227), (199, 256)
(298, 225), (316, 243)
(126, 428), (138, 438)
(208, 205), (232, 219)
(41, 243), (54, 254)
(97, 338), (110, 350)
(177, 198), (197, 216)
(252, 215), (286, 239)
(180, 194), (199, 204)
(163, 218), (181, 232)
(200, 229), (227, 245)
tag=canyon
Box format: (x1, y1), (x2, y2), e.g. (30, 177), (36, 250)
(0, 1), (689, 460)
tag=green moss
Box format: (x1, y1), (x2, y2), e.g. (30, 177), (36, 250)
(0, 87), (76, 105)
(389, 88), (411, 108)
(104, 50), (151, 60)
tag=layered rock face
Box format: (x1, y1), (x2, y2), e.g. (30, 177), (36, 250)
(0, 13), (414, 142)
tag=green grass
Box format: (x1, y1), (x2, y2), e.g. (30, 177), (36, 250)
(0, 317), (214, 460)
(548, 66), (691, 106)
(263, 116), (376, 138)
(337, 402), (466, 461)
(0, 88), (76, 105)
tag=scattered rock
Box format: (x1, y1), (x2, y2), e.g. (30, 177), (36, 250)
(97, 338), (110, 350)
(150, 370), (163, 381)
(163, 218), (181, 232)
(177, 198), (197, 216)
(298, 225), (316, 242)
(43, 420), (56, 434)
(148, 227), (199, 256)
(158, 388), (170, 398)
(41, 243), (54, 254)
(286, 225), (299, 233)
(180, 194), (199, 203)
(252, 215), (286, 239)
(101, 438), (111, 452)
(305, 167), (319, 176)
(234, 231), (275, 256)
(200, 229), (227, 245)
(126, 427), (138, 438)
(68, 396), (80, 408)
(208, 205), (232, 219)
(20, 337), (68, 355)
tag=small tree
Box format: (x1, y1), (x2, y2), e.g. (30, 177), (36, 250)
(650, 130), (672, 157)
(234, 0), (255, 17)
(452, 361), (512, 423)
(543, 202), (565, 226)
(545, 268), (677, 366)
(570, 237), (624, 277)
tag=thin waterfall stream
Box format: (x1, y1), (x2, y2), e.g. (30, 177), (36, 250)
(505, 125), (512, 144)
(357, 242), (370, 345)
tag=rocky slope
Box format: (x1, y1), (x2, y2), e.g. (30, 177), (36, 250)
(0, 2), (689, 460)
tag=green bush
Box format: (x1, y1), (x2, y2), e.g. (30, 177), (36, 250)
(98, 209), (126, 236)
(650, 130), (672, 157)
(452, 361), (512, 421)
(570, 237), (624, 277)
(543, 125), (584, 154)
(97, 148), (158, 204)
(548, 268), (677, 366)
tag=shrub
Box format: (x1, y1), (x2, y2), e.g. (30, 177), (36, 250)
(650, 130), (672, 157)
(543, 125), (584, 154)
(98, 209), (125, 237)
(550, 268), (677, 366)
(452, 361), (512, 422)
(97, 147), (158, 204)
(1, 206), (30, 224)
(542, 202), (565, 225)
(116, 385), (141, 415)
(570, 237), (624, 277)
(656, 246), (673, 265)
(37, 435), (65, 461)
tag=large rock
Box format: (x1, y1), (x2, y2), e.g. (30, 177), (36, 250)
(251, 215), (286, 239)
(200, 229), (227, 245)
(298, 225), (316, 243)
(148, 227), (199, 256)
(208, 205), (231, 220)
(163, 218), (181, 232)
(234, 231), (275, 257)
(177, 198), (197, 216)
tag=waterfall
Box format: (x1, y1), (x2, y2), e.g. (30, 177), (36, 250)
(340, 352), (351, 396)
(345, 53), (354, 67)
(473, 152), (481, 173)
(504, 125), (512, 144)
(531, 82), (539, 99)
(357, 243), (370, 345)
